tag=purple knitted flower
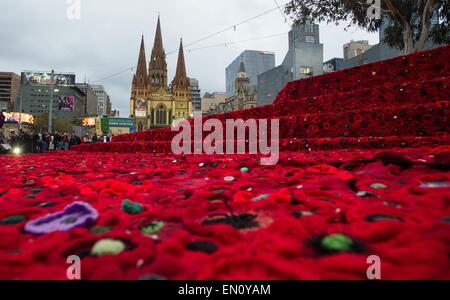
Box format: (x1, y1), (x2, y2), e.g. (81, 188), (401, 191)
(24, 202), (98, 235)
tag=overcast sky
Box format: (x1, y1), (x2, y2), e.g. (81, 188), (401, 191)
(0, 0), (379, 116)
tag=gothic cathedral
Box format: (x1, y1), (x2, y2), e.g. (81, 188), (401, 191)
(130, 17), (192, 131)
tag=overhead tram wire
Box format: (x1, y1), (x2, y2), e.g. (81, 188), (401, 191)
(90, 1), (338, 84)
(273, 0), (291, 26)
(87, 2), (291, 84)
(92, 67), (134, 84)
(90, 20), (349, 85)
(89, 32), (287, 84)
(166, 1), (291, 55)
(185, 32), (287, 53)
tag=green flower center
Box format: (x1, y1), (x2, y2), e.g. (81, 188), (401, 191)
(321, 234), (353, 252)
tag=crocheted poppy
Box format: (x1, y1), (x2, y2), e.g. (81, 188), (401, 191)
(24, 202), (98, 235)
(1, 45), (449, 280)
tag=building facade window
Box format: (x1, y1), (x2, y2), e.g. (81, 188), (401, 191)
(306, 36), (315, 43)
(299, 67), (313, 77)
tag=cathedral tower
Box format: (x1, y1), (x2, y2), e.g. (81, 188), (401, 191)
(149, 16), (168, 90)
(130, 35), (148, 121)
(129, 17), (192, 132)
(235, 62), (250, 92)
(171, 39), (192, 120)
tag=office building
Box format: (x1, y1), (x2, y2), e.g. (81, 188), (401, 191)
(189, 78), (201, 112)
(226, 50), (275, 96)
(75, 83), (99, 117)
(343, 40), (373, 60)
(90, 85), (109, 116)
(106, 94), (112, 116)
(257, 21), (324, 106)
(0, 72), (20, 111)
(15, 71), (86, 119)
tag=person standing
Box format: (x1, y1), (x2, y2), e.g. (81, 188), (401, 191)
(63, 133), (69, 151)
(0, 111), (5, 130)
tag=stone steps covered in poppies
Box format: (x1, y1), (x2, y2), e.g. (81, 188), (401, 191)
(73, 100), (449, 153)
(195, 76), (449, 125)
(111, 75), (449, 144)
(73, 135), (449, 154)
(274, 44), (450, 101)
(73, 45), (450, 155)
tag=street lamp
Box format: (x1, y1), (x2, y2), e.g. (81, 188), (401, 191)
(18, 86), (23, 130)
(48, 70), (55, 133)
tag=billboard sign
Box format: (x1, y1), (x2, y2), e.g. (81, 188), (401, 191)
(108, 118), (134, 128)
(58, 96), (75, 112)
(82, 117), (96, 127)
(21, 71), (75, 86)
(3, 112), (34, 124)
(135, 99), (147, 117)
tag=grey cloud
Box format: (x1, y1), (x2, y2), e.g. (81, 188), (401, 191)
(0, 0), (378, 116)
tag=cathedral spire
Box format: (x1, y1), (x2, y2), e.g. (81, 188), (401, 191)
(133, 35), (148, 87)
(150, 16), (167, 71)
(172, 38), (188, 90)
(149, 16), (167, 89)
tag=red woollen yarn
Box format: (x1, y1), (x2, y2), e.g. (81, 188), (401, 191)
(0, 45), (449, 279)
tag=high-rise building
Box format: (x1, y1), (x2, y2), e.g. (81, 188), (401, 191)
(288, 20), (320, 46)
(15, 71), (86, 119)
(106, 94), (112, 116)
(343, 40), (373, 60)
(188, 78), (201, 112)
(257, 21), (323, 106)
(226, 50), (275, 96)
(0, 72), (20, 112)
(129, 16), (192, 131)
(75, 83), (99, 117)
(90, 85), (108, 116)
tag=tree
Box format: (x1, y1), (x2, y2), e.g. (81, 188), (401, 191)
(53, 116), (74, 133)
(285, 0), (449, 54)
(33, 112), (49, 132)
(33, 113), (75, 133)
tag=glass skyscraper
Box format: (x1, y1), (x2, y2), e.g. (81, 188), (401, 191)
(225, 50), (275, 96)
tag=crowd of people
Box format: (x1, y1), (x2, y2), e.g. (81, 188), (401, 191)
(0, 130), (113, 154)
(34, 131), (82, 153)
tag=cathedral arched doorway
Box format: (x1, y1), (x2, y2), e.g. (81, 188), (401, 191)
(138, 122), (144, 132)
(156, 104), (167, 126)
